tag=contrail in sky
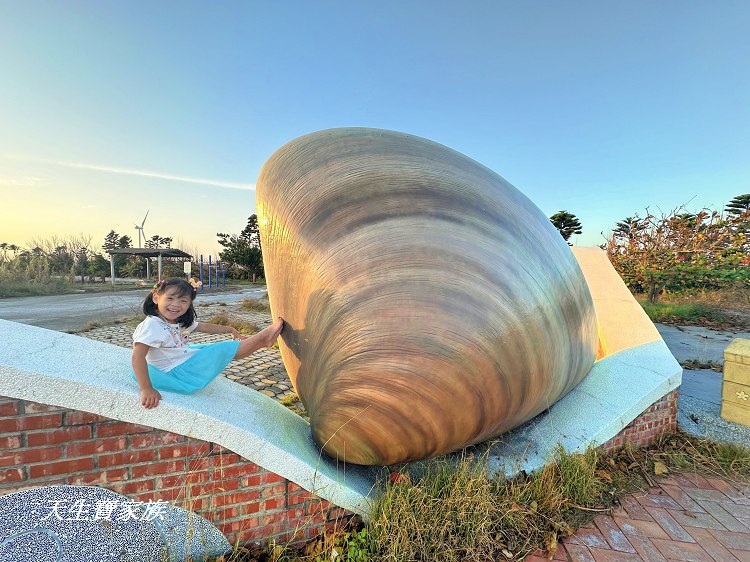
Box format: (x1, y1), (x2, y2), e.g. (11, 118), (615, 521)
(2, 155), (256, 190)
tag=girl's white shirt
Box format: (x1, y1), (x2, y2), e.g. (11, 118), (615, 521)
(132, 315), (199, 372)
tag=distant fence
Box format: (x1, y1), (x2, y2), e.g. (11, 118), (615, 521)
(198, 255), (226, 289)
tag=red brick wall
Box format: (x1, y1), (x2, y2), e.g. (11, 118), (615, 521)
(600, 390), (678, 451)
(0, 390), (678, 545)
(0, 396), (353, 546)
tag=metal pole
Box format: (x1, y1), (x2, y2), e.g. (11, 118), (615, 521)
(200, 255), (204, 289)
(208, 255), (213, 288)
(109, 253), (115, 287)
(158, 253), (163, 281)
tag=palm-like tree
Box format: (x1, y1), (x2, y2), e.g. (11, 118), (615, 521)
(549, 210), (582, 243)
(725, 194), (750, 216)
(613, 216), (644, 239)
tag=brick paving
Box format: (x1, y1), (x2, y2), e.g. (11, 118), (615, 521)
(78, 300), (750, 561)
(526, 474), (750, 561)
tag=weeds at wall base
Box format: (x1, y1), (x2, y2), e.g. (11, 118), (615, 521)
(208, 431), (749, 562)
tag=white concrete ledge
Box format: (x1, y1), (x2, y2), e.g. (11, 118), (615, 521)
(488, 339), (682, 475)
(0, 320), (378, 517)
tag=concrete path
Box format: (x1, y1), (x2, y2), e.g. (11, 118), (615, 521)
(526, 472), (750, 562)
(657, 324), (750, 365)
(655, 324), (750, 448)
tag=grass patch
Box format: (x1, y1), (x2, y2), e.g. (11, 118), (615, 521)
(239, 298), (271, 313)
(645, 433), (750, 478)
(664, 285), (750, 312)
(278, 392), (308, 419)
(638, 288), (750, 330)
(207, 313), (260, 334)
(639, 300), (727, 326)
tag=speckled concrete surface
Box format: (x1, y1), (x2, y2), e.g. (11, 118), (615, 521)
(0, 484), (230, 562)
(0, 485), (167, 561)
(156, 504), (231, 561)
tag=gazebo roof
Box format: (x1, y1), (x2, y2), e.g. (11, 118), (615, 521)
(106, 248), (192, 259)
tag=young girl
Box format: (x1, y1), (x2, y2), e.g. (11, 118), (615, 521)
(132, 278), (284, 409)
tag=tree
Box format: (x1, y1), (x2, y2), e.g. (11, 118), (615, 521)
(606, 206), (750, 303)
(48, 245), (74, 275)
(240, 215), (262, 252)
(613, 216), (646, 241)
(102, 230), (120, 252)
(726, 194), (750, 216)
(101, 230), (134, 277)
(118, 235), (132, 249)
(549, 211), (582, 244)
(87, 254), (111, 282)
(75, 248), (89, 284)
(217, 214), (264, 280)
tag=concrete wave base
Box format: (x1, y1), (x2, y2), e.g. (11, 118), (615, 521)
(487, 340), (681, 475)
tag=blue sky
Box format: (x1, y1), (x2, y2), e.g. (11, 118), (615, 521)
(1, 1), (748, 256)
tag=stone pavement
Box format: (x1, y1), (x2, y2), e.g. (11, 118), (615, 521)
(77, 304), (750, 560)
(526, 472), (750, 562)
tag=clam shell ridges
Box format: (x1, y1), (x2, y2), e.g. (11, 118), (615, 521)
(257, 128), (598, 466)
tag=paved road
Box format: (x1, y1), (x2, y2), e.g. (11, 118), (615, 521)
(0, 286), (268, 332)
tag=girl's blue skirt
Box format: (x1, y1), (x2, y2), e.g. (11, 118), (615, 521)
(133, 341), (241, 394)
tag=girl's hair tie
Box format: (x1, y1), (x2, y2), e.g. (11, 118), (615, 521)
(152, 279), (164, 290)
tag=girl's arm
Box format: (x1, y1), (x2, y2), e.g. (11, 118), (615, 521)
(132, 342), (162, 409)
(194, 322), (245, 340)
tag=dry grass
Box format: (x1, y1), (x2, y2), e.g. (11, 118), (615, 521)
(206, 313), (261, 335)
(664, 285), (750, 312)
(206, 432), (749, 562)
(364, 445), (613, 562)
(643, 433), (750, 479)
(239, 298), (271, 313)
(680, 359), (723, 372)
(641, 286), (750, 330)
(278, 392), (308, 420)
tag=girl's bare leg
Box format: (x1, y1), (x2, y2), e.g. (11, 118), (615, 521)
(234, 318), (284, 360)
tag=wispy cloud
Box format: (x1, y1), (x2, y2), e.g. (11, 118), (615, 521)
(0, 175), (46, 187)
(2, 155), (256, 190)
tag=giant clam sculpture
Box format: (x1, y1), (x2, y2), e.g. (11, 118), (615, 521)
(257, 128), (598, 466)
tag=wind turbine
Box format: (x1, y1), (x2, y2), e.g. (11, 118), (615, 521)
(134, 211), (149, 248)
